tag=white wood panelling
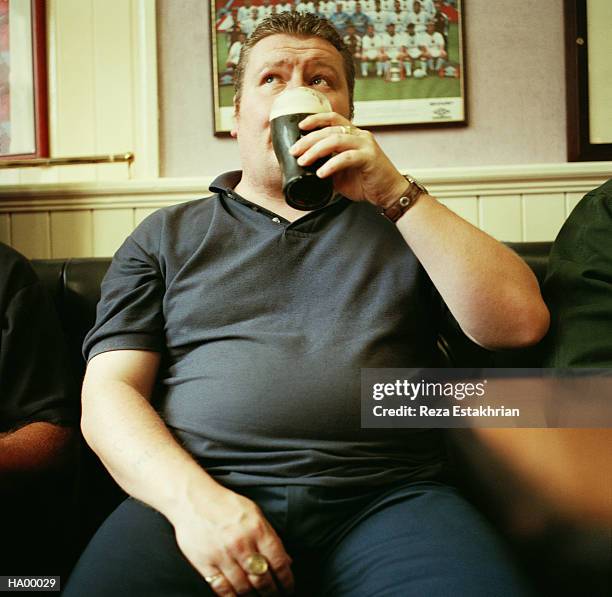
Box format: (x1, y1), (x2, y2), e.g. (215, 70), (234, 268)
(11, 213), (50, 259)
(92, 209), (133, 257)
(479, 195), (522, 242)
(134, 208), (158, 226)
(96, 163), (132, 182)
(0, 0), (157, 185)
(50, 211), (93, 258)
(438, 197), (479, 227)
(16, 167), (60, 185)
(522, 193), (566, 242)
(0, 162), (610, 258)
(0, 170), (20, 185)
(0, 215), (10, 244)
(130, 0), (159, 179)
(92, 0), (133, 155)
(57, 165), (98, 184)
(566, 192), (585, 216)
(50, 0), (96, 157)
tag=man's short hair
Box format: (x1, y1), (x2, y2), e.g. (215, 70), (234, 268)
(233, 12), (355, 119)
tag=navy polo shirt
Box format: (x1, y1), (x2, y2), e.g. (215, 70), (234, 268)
(84, 171), (446, 488)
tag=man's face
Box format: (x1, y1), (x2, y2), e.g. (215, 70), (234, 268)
(232, 34), (351, 187)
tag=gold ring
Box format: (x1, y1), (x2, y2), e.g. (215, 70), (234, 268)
(244, 553), (269, 576)
(204, 574), (224, 585)
(341, 124), (358, 135)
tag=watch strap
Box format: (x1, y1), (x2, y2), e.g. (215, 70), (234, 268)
(381, 175), (428, 222)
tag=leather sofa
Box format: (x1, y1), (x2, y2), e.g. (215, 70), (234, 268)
(28, 241), (610, 595)
(32, 241), (552, 378)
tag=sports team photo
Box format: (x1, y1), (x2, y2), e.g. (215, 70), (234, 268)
(211, 0), (465, 131)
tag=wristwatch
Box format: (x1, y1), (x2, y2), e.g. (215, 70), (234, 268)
(381, 175), (428, 223)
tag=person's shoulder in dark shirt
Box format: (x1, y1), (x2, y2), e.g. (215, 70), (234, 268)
(0, 242), (39, 306)
(0, 242), (78, 431)
(541, 179), (612, 367)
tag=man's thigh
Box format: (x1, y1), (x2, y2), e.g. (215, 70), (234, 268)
(318, 483), (531, 597)
(63, 498), (214, 597)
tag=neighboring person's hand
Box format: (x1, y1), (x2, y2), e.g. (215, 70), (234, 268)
(171, 482), (294, 596)
(290, 112), (409, 210)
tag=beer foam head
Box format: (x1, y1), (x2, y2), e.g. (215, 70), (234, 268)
(269, 87), (332, 121)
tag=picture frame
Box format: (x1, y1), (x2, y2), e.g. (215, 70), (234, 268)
(210, 0), (466, 135)
(0, 0), (49, 160)
(565, 0), (612, 161)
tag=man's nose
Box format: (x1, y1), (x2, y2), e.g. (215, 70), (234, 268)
(286, 71), (308, 90)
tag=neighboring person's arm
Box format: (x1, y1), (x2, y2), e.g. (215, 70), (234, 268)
(0, 244), (78, 486)
(291, 113), (549, 349)
(0, 423), (73, 476)
(82, 349), (294, 596)
(474, 428), (612, 526)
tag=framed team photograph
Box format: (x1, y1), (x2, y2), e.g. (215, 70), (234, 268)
(210, 0), (466, 134)
(0, 0), (49, 160)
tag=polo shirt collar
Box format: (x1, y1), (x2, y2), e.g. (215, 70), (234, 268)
(210, 170), (281, 220)
(209, 171), (351, 232)
(209, 170), (243, 196)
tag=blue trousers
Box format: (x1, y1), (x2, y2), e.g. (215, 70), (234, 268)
(63, 481), (531, 596)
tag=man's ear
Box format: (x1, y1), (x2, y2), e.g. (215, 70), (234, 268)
(230, 95), (239, 138)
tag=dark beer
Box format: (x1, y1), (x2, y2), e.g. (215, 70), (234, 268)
(270, 87), (334, 211)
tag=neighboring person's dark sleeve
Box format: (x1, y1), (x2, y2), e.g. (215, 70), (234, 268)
(542, 180), (612, 368)
(0, 269), (78, 432)
(83, 212), (166, 362)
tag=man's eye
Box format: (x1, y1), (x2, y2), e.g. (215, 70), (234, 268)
(311, 77), (328, 86)
(263, 74), (277, 84)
